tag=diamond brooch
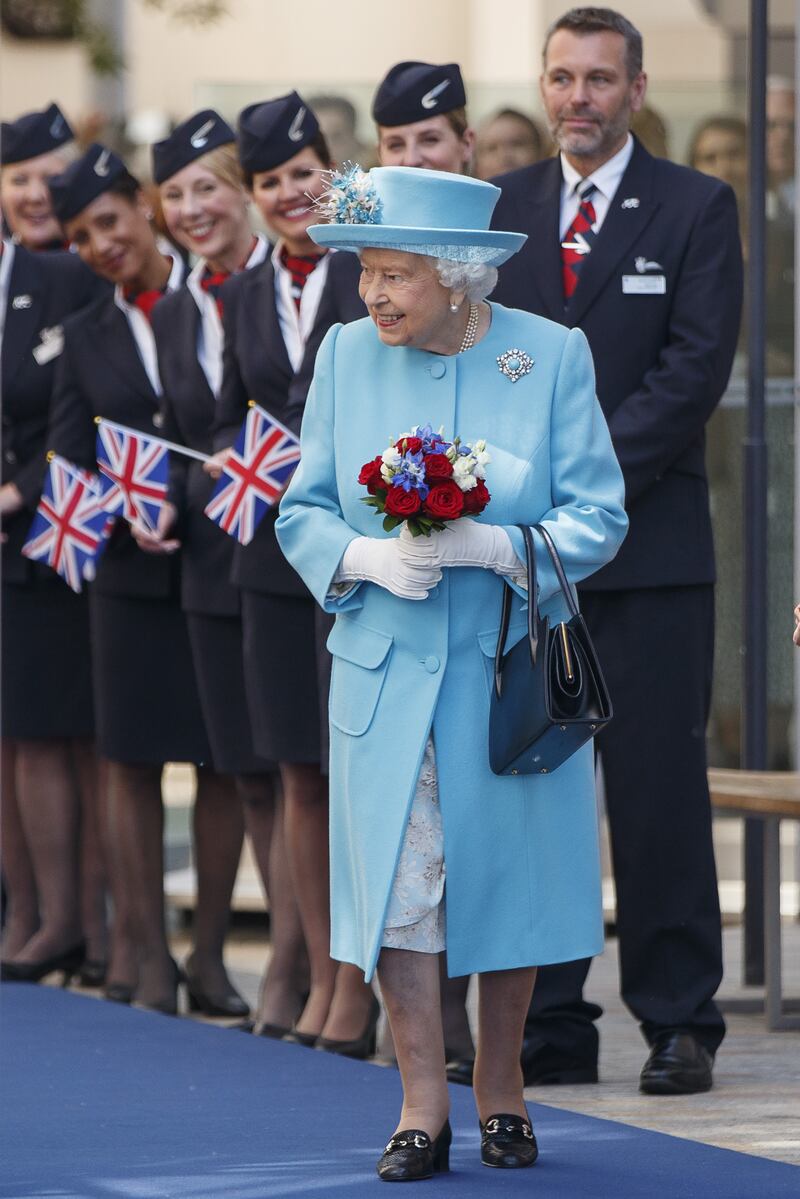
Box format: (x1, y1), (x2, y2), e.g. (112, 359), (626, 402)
(497, 348), (534, 383)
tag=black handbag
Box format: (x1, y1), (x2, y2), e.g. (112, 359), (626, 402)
(489, 523), (612, 776)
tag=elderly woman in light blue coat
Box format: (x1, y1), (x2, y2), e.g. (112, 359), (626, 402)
(276, 165), (627, 1181)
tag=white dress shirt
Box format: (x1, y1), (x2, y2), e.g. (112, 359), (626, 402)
(559, 133), (634, 240)
(187, 234), (268, 397)
(272, 241), (331, 373)
(114, 253), (185, 396)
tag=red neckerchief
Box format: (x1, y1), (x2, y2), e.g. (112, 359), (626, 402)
(122, 286), (168, 323)
(200, 238), (259, 316)
(280, 245), (326, 312)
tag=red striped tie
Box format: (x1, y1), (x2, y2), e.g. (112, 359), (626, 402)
(561, 181), (597, 301)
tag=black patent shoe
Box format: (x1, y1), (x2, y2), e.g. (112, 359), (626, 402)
(639, 1031), (713, 1095)
(377, 1121), (451, 1182)
(445, 1056), (474, 1087)
(133, 958), (184, 1017)
(185, 978), (249, 1018)
(1, 941), (85, 986)
(104, 981), (134, 1005)
(282, 1029), (319, 1047)
(480, 1113), (538, 1169)
(316, 994), (380, 1060)
(78, 959), (108, 988)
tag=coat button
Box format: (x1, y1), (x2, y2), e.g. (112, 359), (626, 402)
(428, 360), (446, 379)
(423, 655), (440, 673)
(152, 412), (165, 429)
(5, 449), (16, 464)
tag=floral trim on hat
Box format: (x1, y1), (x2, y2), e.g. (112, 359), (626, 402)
(311, 162), (382, 225)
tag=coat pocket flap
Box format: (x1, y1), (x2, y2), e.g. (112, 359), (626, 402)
(477, 623), (528, 658)
(327, 618), (394, 670)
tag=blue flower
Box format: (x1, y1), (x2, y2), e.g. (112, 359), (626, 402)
(391, 450), (430, 498)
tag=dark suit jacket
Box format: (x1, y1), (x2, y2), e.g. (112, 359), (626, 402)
(151, 288), (241, 618)
(48, 290), (182, 599)
(490, 138), (743, 590)
(213, 250), (364, 596)
(2, 245), (101, 583)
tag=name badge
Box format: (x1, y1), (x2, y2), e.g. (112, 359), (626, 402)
(622, 275), (666, 295)
(32, 326), (64, 365)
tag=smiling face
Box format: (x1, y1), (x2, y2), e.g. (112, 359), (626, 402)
(0, 149), (70, 249)
(358, 247), (463, 352)
(378, 114), (474, 174)
(159, 158), (251, 271)
(250, 146), (329, 254)
(541, 29), (646, 173)
(64, 190), (158, 287)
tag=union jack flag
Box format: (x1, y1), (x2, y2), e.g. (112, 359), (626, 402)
(204, 404), (301, 545)
(96, 422), (169, 533)
(22, 455), (111, 592)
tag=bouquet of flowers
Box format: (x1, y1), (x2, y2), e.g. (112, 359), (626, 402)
(358, 423), (491, 537)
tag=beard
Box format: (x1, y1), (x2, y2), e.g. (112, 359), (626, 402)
(549, 103), (631, 160)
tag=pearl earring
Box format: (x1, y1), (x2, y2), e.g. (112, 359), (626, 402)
(450, 302), (459, 313)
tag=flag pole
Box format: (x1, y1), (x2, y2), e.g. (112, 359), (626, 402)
(94, 417), (212, 464)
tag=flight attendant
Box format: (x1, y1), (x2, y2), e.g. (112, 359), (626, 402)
(0, 104), (106, 988)
(372, 62), (475, 175)
(209, 92), (374, 1053)
(45, 144), (225, 1014)
(372, 61), (478, 1080)
(141, 109), (306, 1027)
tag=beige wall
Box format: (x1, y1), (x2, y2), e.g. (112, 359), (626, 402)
(0, 0), (735, 133)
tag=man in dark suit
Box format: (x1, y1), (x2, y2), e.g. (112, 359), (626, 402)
(491, 7), (743, 1095)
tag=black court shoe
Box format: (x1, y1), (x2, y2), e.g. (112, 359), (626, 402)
(316, 994), (381, 1060)
(377, 1121), (452, 1182)
(1, 941), (85, 987)
(480, 1113), (538, 1169)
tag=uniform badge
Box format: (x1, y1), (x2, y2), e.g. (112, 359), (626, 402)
(621, 197), (640, 209)
(497, 348), (534, 383)
(33, 325), (64, 365)
(12, 294), (32, 309)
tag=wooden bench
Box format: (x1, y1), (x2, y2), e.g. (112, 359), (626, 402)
(708, 768), (800, 1030)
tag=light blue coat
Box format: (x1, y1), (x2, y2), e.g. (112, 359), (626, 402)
(276, 304), (627, 980)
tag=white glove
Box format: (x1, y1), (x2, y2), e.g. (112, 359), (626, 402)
(399, 519), (525, 580)
(337, 536), (442, 600)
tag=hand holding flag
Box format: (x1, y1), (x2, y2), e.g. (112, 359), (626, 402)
(21, 455), (111, 592)
(204, 404), (301, 546)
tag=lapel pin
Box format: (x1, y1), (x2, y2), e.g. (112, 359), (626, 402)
(12, 294), (32, 309)
(497, 348), (534, 383)
(635, 257), (664, 273)
(621, 197), (640, 209)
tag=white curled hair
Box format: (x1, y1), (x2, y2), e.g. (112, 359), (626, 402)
(430, 257), (498, 303)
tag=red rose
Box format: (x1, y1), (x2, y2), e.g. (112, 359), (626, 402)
(396, 435), (423, 455)
(424, 480), (464, 520)
(358, 455), (385, 494)
(462, 478), (491, 515)
(385, 486), (422, 517)
(424, 452), (453, 480)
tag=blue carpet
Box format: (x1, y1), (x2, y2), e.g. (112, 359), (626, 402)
(0, 984), (797, 1199)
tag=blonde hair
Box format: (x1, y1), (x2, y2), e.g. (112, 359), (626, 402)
(196, 142), (245, 191)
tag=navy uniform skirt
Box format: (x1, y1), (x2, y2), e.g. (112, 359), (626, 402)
(90, 588), (210, 766)
(240, 591), (323, 765)
(186, 611), (271, 775)
(2, 578), (94, 740)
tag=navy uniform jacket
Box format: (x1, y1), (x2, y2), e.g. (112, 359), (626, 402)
(48, 290), (181, 599)
(151, 288), (240, 618)
(490, 137), (743, 590)
(213, 249), (364, 596)
(2, 245), (101, 582)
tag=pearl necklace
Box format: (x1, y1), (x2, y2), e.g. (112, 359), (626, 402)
(458, 303), (479, 354)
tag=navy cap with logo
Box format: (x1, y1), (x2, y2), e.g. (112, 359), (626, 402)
(372, 62), (466, 127)
(237, 91), (320, 173)
(49, 143), (128, 224)
(152, 108), (236, 185)
(0, 102), (74, 166)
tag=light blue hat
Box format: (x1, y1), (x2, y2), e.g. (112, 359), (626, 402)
(308, 165), (526, 266)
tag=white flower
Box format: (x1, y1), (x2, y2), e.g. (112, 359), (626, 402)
(452, 456), (478, 492)
(382, 446), (401, 470)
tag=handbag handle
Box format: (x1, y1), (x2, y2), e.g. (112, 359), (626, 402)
(532, 523), (580, 620)
(494, 523), (537, 698)
(493, 523), (578, 698)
